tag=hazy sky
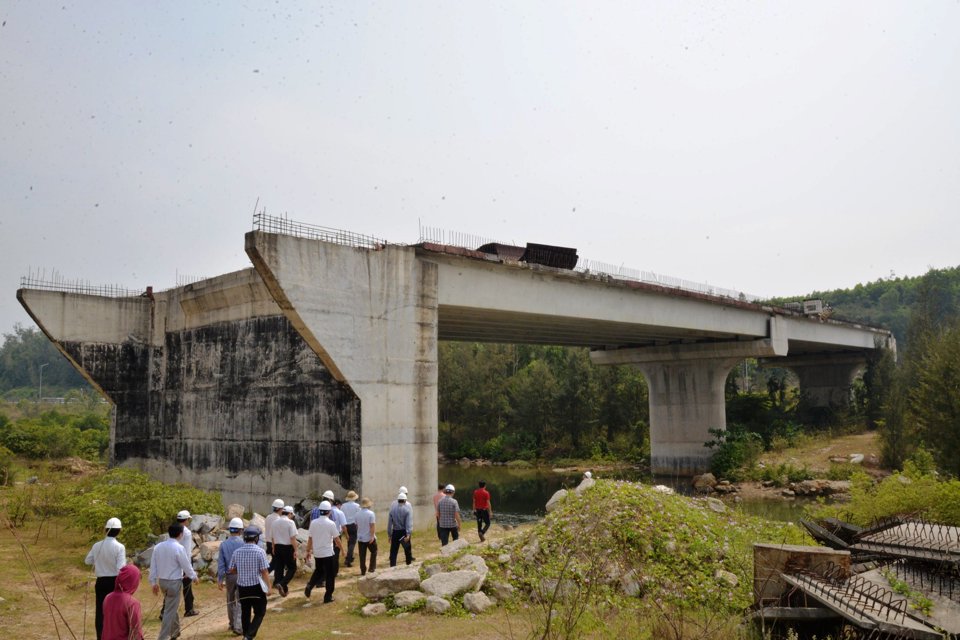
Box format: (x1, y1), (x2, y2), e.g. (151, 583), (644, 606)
(2, 2), (958, 335)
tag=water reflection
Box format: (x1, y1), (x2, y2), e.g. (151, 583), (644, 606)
(438, 463), (811, 525)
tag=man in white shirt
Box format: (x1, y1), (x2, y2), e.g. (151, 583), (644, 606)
(354, 497), (377, 576)
(304, 501), (343, 603)
(175, 510), (199, 617)
(263, 498), (284, 562)
(340, 491), (361, 568)
(270, 505), (299, 597)
(85, 516), (126, 640)
(149, 524), (198, 640)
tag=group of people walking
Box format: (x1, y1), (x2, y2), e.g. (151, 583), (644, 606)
(84, 480), (493, 640)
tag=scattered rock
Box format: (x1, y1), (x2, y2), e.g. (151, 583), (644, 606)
(898, 475), (912, 485)
(226, 504), (245, 520)
(357, 566), (422, 599)
(423, 563), (444, 577)
(362, 603), (387, 617)
(545, 489), (568, 512)
(250, 513), (266, 531)
(521, 536), (540, 562)
(705, 498), (726, 513)
(574, 476), (595, 495)
(421, 570), (484, 598)
(664, 540), (677, 554)
(497, 553), (511, 564)
(692, 473), (717, 492)
(424, 595), (451, 614)
(463, 591), (493, 613)
(455, 554), (489, 585)
(714, 480), (737, 494)
(393, 590), (425, 608)
(484, 580), (515, 602)
(849, 453), (864, 464)
(135, 546), (154, 568)
(440, 538), (469, 556)
(652, 484), (675, 495)
(198, 540), (221, 562)
(715, 569), (739, 588)
(190, 514), (222, 534)
(781, 489), (796, 498)
(620, 569), (642, 597)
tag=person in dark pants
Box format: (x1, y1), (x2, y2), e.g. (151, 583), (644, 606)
(270, 505), (299, 597)
(340, 491), (361, 567)
(472, 480), (493, 542)
(436, 484), (462, 546)
(304, 501), (343, 603)
(84, 516), (126, 640)
(175, 510), (199, 617)
(354, 497), (377, 575)
(387, 492), (413, 567)
(229, 526), (272, 640)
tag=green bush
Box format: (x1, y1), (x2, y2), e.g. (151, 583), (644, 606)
(65, 468), (223, 549)
(749, 462), (813, 486)
(0, 444), (14, 485)
(0, 409), (110, 460)
(704, 427), (764, 481)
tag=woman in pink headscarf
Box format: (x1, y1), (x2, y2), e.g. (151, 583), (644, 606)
(101, 564), (144, 640)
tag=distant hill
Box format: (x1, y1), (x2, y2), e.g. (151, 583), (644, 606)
(768, 265), (960, 351)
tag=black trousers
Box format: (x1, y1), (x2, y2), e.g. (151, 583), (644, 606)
(358, 539), (377, 575)
(438, 526), (459, 546)
(307, 555), (337, 602)
(389, 530), (412, 567)
(94, 575), (116, 640)
(475, 508), (491, 536)
(182, 576), (194, 611)
(238, 584), (267, 638)
(344, 523), (358, 564)
(272, 543), (296, 587)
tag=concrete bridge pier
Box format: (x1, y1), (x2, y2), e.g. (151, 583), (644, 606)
(770, 354), (867, 408)
(245, 231), (439, 525)
(591, 321), (788, 475)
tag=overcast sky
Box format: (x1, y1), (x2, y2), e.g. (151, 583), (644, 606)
(2, 2), (958, 335)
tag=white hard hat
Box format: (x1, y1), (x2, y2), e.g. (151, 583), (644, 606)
(584, 471), (592, 479)
(322, 490), (335, 500)
(282, 505), (294, 514)
(272, 498), (284, 509)
(398, 486), (408, 494)
(318, 500), (332, 512)
(105, 517), (122, 530)
(397, 492), (407, 501)
(176, 510), (191, 520)
(444, 484), (455, 493)
(228, 518), (244, 530)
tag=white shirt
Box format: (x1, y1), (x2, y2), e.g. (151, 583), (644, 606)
(308, 516), (340, 558)
(149, 537), (197, 584)
(272, 517), (298, 545)
(355, 508), (376, 543)
(177, 522), (193, 557)
(265, 512), (280, 544)
(85, 536), (126, 577)
(340, 500), (361, 525)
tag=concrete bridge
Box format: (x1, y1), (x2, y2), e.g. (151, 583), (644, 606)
(17, 218), (893, 520)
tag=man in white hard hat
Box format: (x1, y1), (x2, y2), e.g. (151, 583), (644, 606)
(304, 500), (342, 603)
(217, 517), (246, 635)
(387, 492), (413, 566)
(436, 484), (462, 546)
(271, 505), (299, 597)
(175, 510), (200, 617)
(150, 523), (198, 640)
(84, 516), (126, 640)
(264, 498), (284, 565)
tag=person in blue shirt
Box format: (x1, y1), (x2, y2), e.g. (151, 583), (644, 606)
(217, 518), (245, 636)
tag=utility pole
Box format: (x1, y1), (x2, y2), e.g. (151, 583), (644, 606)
(38, 362), (49, 402)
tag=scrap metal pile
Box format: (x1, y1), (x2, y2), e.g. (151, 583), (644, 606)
(753, 517), (960, 639)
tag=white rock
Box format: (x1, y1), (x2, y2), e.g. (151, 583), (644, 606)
(393, 590), (425, 608)
(190, 514), (222, 534)
(424, 595), (451, 614)
(250, 513), (266, 531)
(715, 569), (739, 587)
(423, 563), (443, 577)
(484, 580), (514, 602)
(455, 554), (489, 585)
(357, 566), (422, 599)
(226, 504), (245, 520)
(198, 540), (221, 562)
(653, 485), (675, 495)
(573, 476), (595, 495)
(440, 538), (469, 556)
(497, 553), (511, 564)
(463, 591), (493, 613)
(545, 489), (568, 512)
(705, 498), (727, 513)
(849, 453), (864, 464)
(362, 603), (387, 617)
(421, 570), (484, 598)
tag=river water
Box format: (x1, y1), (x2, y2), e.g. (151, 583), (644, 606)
(438, 463), (811, 525)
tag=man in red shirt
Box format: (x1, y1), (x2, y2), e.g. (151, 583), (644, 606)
(472, 481), (493, 542)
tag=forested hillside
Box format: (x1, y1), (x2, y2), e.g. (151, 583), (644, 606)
(769, 265), (960, 350)
(0, 325), (89, 399)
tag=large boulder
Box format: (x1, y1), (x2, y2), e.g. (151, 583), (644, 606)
(455, 554), (489, 585)
(463, 591), (493, 613)
(250, 513), (266, 531)
(484, 580), (515, 602)
(573, 476), (595, 495)
(439, 538), (469, 556)
(135, 546), (154, 568)
(424, 595), (451, 614)
(421, 570), (484, 598)
(362, 603), (387, 617)
(357, 566), (421, 599)
(190, 514), (222, 534)
(545, 489), (568, 512)
(692, 473), (717, 492)
(198, 540), (221, 562)
(226, 504), (245, 520)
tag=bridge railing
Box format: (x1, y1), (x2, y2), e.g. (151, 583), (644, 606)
(253, 212), (389, 249)
(576, 258), (758, 302)
(18, 269), (142, 298)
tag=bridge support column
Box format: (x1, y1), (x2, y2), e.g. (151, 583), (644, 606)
(592, 323), (788, 475)
(766, 354), (866, 408)
(246, 231), (439, 524)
